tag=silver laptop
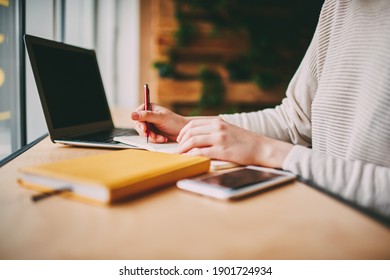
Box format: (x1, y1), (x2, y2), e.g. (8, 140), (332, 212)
(24, 34), (138, 148)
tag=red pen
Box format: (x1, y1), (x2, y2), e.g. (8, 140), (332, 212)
(144, 84), (151, 143)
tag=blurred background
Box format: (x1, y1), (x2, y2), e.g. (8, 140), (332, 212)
(0, 0), (323, 161)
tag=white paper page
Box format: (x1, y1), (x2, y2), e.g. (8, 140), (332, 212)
(114, 136), (239, 170)
(113, 136), (178, 153)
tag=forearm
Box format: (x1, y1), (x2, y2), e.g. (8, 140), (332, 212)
(283, 146), (390, 217)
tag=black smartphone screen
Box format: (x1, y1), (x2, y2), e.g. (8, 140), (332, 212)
(199, 168), (282, 190)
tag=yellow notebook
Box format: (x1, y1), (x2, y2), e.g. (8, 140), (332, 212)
(18, 149), (210, 205)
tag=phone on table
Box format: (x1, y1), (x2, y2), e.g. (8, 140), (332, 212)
(177, 166), (296, 200)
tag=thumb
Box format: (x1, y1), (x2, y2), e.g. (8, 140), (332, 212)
(131, 110), (161, 123)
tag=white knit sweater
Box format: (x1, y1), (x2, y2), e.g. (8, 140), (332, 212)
(220, 0), (390, 217)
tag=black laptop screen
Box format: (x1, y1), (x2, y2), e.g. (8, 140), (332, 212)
(30, 43), (111, 129)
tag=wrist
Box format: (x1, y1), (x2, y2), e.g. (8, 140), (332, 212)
(255, 137), (293, 168)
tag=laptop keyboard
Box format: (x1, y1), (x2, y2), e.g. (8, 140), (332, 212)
(69, 128), (137, 144)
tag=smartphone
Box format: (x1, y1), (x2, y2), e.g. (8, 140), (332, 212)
(177, 166), (296, 200)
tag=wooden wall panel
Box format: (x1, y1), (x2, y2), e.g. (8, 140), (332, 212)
(149, 0), (287, 115)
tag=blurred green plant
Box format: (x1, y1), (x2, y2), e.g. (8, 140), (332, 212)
(153, 62), (175, 78)
(199, 67), (224, 108)
(154, 0), (322, 111)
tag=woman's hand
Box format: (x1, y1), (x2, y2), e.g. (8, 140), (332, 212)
(131, 103), (189, 142)
(176, 118), (293, 168)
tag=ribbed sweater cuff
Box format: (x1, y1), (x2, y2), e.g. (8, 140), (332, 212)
(282, 145), (310, 172)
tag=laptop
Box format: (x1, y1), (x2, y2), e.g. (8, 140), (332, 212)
(24, 34), (138, 149)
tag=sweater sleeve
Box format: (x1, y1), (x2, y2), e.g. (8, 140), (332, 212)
(220, 29), (318, 147)
(284, 146), (390, 218)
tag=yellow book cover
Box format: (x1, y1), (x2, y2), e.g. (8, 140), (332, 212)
(18, 149), (210, 205)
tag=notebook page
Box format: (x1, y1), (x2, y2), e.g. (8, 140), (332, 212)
(113, 136), (178, 153)
(114, 136), (239, 170)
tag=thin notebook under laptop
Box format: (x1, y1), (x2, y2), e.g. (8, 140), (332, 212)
(24, 34), (138, 149)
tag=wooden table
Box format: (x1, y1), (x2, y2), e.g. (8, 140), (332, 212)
(0, 110), (389, 260)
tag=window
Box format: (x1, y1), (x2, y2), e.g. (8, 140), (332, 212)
(0, 0), (25, 161)
(0, 0), (140, 162)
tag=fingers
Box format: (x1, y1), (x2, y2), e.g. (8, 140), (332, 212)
(131, 110), (160, 123)
(131, 107), (163, 141)
(177, 118), (221, 142)
(184, 147), (209, 157)
(132, 113), (168, 143)
(176, 118), (228, 156)
(184, 146), (223, 161)
(176, 134), (214, 154)
(148, 131), (168, 143)
(177, 124), (215, 146)
(133, 123), (167, 143)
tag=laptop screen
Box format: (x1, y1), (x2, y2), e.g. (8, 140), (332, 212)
(29, 42), (111, 129)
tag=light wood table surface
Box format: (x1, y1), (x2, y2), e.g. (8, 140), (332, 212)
(0, 109), (389, 259)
